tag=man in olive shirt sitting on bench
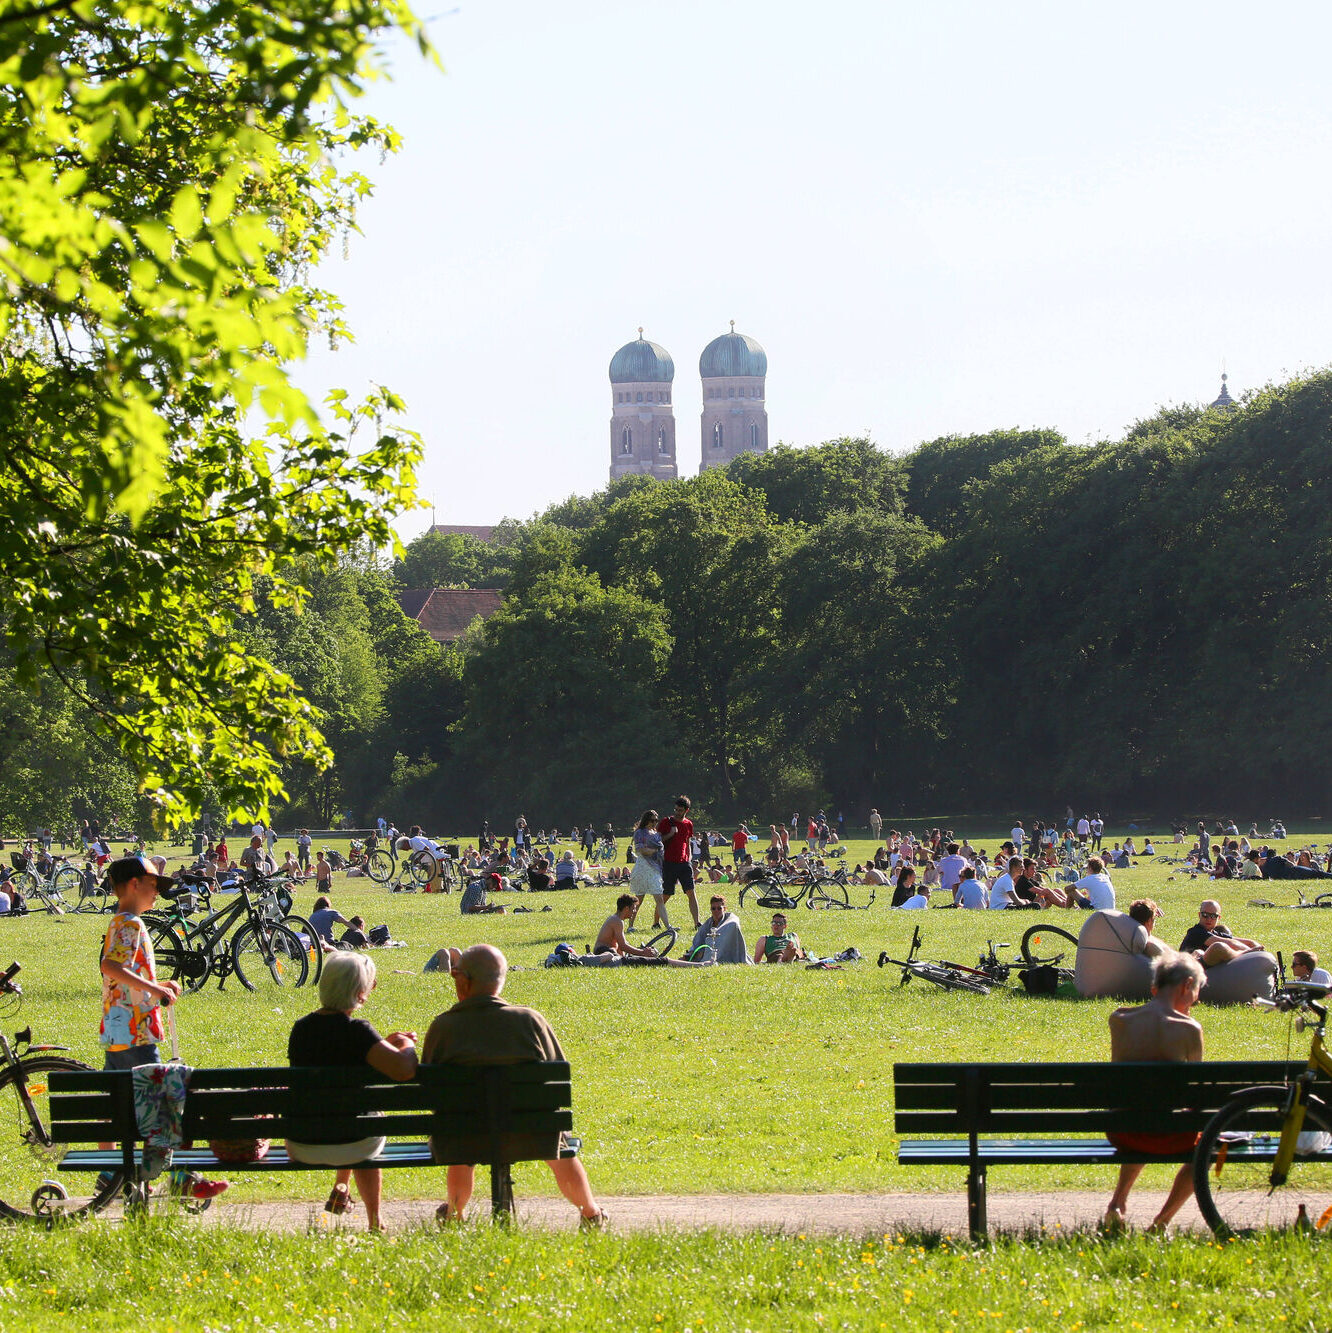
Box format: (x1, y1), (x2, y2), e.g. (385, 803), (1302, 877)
(422, 944), (606, 1227)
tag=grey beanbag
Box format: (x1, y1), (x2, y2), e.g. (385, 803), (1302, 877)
(1075, 910), (1154, 1000)
(1196, 949), (1279, 1006)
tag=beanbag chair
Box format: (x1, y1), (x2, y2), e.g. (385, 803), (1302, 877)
(1197, 949), (1279, 1006)
(1075, 910), (1154, 1000)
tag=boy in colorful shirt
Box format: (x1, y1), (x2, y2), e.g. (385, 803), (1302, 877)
(98, 856), (227, 1200)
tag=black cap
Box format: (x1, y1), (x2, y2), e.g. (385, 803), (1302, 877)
(106, 856), (174, 895)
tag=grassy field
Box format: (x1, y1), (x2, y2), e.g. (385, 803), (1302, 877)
(2, 827), (1327, 1207)
(0, 1218), (1321, 1330)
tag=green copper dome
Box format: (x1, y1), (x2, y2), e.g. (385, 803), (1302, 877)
(699, 326), (767, 379)
(609, 334), (674, 384)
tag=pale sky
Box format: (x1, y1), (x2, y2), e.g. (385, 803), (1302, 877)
(298, 0), (1332, 537)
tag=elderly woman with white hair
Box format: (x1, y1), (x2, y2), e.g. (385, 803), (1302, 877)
(286, 951), (419, 1230)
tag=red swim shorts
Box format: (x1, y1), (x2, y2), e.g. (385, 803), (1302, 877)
(1107, 1130), (1202, 1155)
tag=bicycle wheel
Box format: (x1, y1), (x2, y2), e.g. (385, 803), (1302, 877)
(0, 1056), (123, 1222)
(52, 866), (80, 898)
(807, 880), (849, 909)
(438, 860), (458, 892)
(643, 928), (679, 958)
(910, 964), (991, 996)
(366, 849), (394, 884)
(282, 914), (324, 983)
(1194, 1087), (1332, 1237)
(1020, 923), (1079, 966)
(407, 849), (437, 887)
(231, 922), (310, 991)
(1315, 894), (1332, 909)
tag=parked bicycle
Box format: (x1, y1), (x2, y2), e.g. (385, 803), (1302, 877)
(1192, 981), (1332, 1236)
(0, 962), (123, 1221)
(877, 926), (991, 995)
(146, 874), (309, 993)
(1019, 922), (1079, 969)
(8, 851), (77, 914)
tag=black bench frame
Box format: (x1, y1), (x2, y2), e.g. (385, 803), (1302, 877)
(48, 1061), (576, 1218)
(894, 1060), (1331, 1240)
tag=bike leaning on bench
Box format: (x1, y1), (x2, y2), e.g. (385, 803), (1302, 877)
(1192, 980), (1332, 1236)
(0, 961), (122, 1221)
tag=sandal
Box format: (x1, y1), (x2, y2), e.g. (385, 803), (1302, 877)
(436, 1202), (459, 1224)
(324, 1185), (350, 1215)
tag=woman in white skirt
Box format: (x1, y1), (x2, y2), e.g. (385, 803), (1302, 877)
(285, 952), (419, 1230)
(627, 809), (667, 931)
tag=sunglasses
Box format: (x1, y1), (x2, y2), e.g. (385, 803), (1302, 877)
(1200, 911), (1219, 919)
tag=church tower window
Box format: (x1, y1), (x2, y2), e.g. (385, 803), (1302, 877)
(621, 427), (632, 454)
(658, 429), (668, 454)
(751, 422), (759, 450)
(712, 423), (723, 450)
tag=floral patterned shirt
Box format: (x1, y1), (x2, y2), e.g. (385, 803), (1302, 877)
(99, 912), (164, 1049)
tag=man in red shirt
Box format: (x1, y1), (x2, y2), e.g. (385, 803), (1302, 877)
(731, 824), (749, 865)
(657, 796), (700, 929)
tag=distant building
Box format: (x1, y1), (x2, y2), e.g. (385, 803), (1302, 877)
(398, 588), (503, 645)
(1209, 373), (1237, 412)
(699, 323), (768, 471)
(609, 330), (678, 482)
(427, 524), (498, 543)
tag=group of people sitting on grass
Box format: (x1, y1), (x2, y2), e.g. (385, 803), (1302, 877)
(876, 842), (1121, 911)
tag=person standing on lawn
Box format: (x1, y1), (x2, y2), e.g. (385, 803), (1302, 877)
(97, 856), (228, 1202)
(657, 796), (700, 929)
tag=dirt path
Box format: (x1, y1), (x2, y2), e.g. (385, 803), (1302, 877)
(191, 1189), (1204, 1235)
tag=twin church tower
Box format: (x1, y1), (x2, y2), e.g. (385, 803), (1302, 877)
(609, 323), (768, 481)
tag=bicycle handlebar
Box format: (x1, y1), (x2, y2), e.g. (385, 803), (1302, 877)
(0, 961), (20, 994)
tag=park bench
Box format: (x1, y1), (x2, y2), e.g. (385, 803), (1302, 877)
(46, 1061), (576, 1217)
(894, 1060), (1331, 1240)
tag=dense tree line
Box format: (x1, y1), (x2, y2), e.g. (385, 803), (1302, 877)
(10, 370), (1330, 833)
(372, 373), (1332, 826)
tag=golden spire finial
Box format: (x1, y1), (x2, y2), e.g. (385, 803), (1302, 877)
(730, 320), (735, 333)
(637, 326), (644, 339)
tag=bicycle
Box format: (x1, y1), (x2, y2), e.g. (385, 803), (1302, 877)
(366, 842), (455, 891)
(1193, 981), (1332, 1236)
(1019, 922), (1079, 968)
(876, 927), (992, 995)
(147, 875), (309, 993)
(939, 940), (1015, 987)
(0, 961), (123, 1221)
(8, 851), (77, 914)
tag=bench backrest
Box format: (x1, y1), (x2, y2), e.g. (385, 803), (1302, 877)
(894, 1061), (1327, 1135)
(48, 1062), (572, 1162)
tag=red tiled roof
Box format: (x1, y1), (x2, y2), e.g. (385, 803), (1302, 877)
(399, 588), (504, 644)
(429, 524), (497, 543)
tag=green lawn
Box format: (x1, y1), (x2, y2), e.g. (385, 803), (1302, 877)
(2, 828), (1323, 1205)
(0, 1220), (1321, 1330)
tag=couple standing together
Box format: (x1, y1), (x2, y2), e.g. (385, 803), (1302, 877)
(628, 796), (699, 931)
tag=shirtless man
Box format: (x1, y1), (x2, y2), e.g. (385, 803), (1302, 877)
(593, 896), (669, 959)
(1103, 952), (1205, 1232)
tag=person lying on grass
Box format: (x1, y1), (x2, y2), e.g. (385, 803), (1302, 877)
(754, 912), (806, 963)
(1103, 951), (1205, 1233)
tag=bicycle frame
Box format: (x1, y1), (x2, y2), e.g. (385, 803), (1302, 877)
(1268, 991), (1332, 1187)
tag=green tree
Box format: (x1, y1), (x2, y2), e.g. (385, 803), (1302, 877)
(456, 568), (691, 818)
(580, 471), (797, 806)
(724, 437), (907, 526)
(0, 0), (429, 823)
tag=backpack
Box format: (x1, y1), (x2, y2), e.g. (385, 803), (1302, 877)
(368, 923), (391, 947)
(1019, 965), (1060, 995)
